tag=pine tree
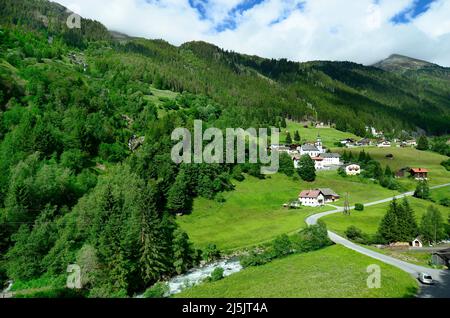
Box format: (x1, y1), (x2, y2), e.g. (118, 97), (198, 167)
(400, 198), (419, 240)
(414, 180), (430, 200)
(341, 151), (349, 163)
(286, 132), (292, 144)
(172, 228), (195, 274)
(279, 152), (295, 177)
(294, 130), (301, 142)
(167, 172), (192, 214)
(280, 118), (287, 128)
(421, 206), (446, 244)
(298, 155), (316, 182)
(139, 184), (171, 284)
(378, 199), (400, 243)
(358, 150), (367, 163)
(384, 165), (393, 178)
(416, 135), (429, 151)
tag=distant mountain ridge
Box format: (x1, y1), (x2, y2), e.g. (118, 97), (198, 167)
(373, 54), (445, 72)
(0, 0), (449, 135)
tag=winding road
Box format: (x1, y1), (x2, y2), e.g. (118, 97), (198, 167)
(305, 183), (450, 298)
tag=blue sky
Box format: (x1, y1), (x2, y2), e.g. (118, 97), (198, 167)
(391, 0), (436, 23)
(56, 0), (450, 66)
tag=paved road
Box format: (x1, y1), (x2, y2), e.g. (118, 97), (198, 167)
(305, 183), (450, 298)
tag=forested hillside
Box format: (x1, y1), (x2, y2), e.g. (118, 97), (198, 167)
(0, 0), (449, 298)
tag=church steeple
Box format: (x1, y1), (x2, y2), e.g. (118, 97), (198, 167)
(316, 134), (323, 152)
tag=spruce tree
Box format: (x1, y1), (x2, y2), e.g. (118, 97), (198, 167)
(286, 132), (292, 144)
(414, 180), (430, 200)
(139, 184), (171, 284)
(416, 135), (429, 151)
(421, 206), (446, 244)
(298, 155), (316, 182)
(378, 199), (400, 243)
(294, 130), (301, 142)
(384, 165), (393, 178)
(400, 198), (419, 240)
(172, 228), (195, 274)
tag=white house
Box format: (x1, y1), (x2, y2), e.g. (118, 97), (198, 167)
(377, 141), (391, 148)
(319, 153), (341, 166)
(299, 190), (325, 207)
(311, 157), (324, 170)
(411, 237), (423, 248)
(345, 164), (361, 176)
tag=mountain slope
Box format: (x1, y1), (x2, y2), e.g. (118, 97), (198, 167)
(0, 0), (449, 135)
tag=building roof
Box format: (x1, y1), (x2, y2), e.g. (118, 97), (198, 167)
(317, 188), (340, 197)
(433, 248), (450, 260)
(411, 168), (429, 173)
(311, 157), (324, 161)
(299, 190), (322, 198)
(320, 153), (340, 158)
(301, 144), (319, 152)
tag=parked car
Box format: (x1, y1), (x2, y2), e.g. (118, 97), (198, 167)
(418, 272), (434, 285)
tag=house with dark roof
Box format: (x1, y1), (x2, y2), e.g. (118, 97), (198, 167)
(410, 168), (429, 180)
(316, 188), (340, 203)
(432, 248), (450, 267)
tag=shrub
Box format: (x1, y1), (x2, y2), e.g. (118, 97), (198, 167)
(271, 234), (292, 258)
(294, 221), (332, 253)
(439, 198), (450, 207)
(143, 282), (169, 298)
(441, 159), (450, 171)
(240, 251), (272, 268)
(209, 267), (224, 282)
(345, 226), (371, 244)
(202, 244), (221, 262)
(214, 193), (226, 203)
(345, 226), (363, 240)
(354, 203), (364, 211)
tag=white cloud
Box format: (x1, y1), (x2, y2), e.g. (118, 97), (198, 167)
(53, 0), (450, 66)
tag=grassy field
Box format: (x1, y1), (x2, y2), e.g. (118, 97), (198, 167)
(176, 245), (418, 298)
(336, 147), (450, 188)
(144, 86), (179, 118)
(280, 120), (360, 148)
(430, 186), (450, 203)
(177, 171), (399, 251)
(322, 195), (450, 236)
(177, 174), (330, 251)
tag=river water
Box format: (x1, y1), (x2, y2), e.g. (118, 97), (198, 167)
(137, 258), (243, 297)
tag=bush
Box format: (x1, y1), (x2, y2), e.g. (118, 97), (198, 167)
(345, 226), (363, 240)
(441, 159), (450, 171)
(240, 251), (272, 268)
(209, 267), (224, 282)
(354, 203), (364, 211)
(439, 198), (450, 207)
(271, 234), (292, 258)
(214, 193), (226, 203)
(143, 282), (169, 298)
(202, 244), (221, 262)
(294, 221), (332, 253)
(344, 226), (370, 244)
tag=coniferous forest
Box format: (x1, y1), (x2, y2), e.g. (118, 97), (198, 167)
(0, 0), (449, 297)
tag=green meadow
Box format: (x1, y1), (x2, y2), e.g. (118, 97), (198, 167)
(177, 171), (399, 251)
(177, 174), (329, 251)
(176, 245), (418, 298)
(280, 120), (360, 148)
(337, 147), (450, 187)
